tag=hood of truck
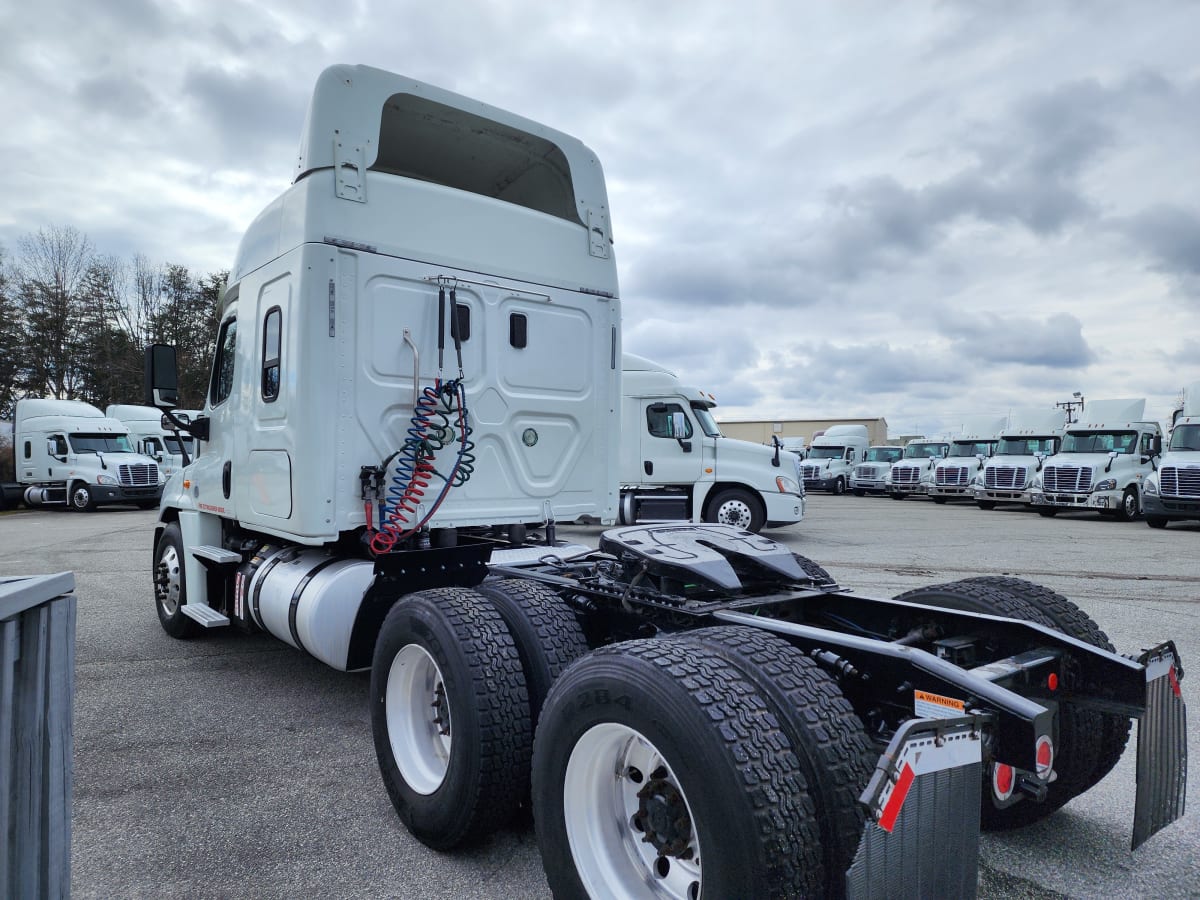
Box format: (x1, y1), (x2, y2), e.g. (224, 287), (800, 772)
(716, 439), (801, 491)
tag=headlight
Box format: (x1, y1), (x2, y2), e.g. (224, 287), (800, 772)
(776, 475), (800, 494)
(1143, 477), (1159, 496)
(96, 474), (117, 485)
(1093, 478), (1117, 492)
(158, 470), (167, 485)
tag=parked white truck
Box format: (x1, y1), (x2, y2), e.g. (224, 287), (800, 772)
(13, 398), (164, 511)
(1030, 399), (1162, 521)
(619, 354), (803, 532)
(929, 416), (1007, 504)
(799, 424), (869, 495)
(888, 438), (951, 499)
(106, 404), (201, 479)
(849, 445), (903, 496)
(142, 65), (1186, 897)
(976, 409), (1067, 510)
(1143, 382), (1200, 528)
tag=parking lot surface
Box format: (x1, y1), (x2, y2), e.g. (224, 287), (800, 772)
(0, 495), (1196, 898)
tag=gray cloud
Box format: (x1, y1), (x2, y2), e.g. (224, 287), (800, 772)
(1119, 205), (1200, 290)
(935, 310), (1095, 368)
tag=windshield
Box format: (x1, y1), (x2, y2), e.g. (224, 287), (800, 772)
(1169, 424), (1200, 452)
(807, 446), (844, 460)
(865, 447), (902, 463)
(1060, 430), (1136, 454)
(903, 442), (946, 460)
(950, 440), (996, 457)
(997, 436), (1058, 456)
(70, 432), (134, 453)
(690, 403), (722, 438)
(164, 435), (195, 455)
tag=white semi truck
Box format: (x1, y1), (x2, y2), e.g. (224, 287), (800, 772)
(976, 409), (1067, 510)
(799, 424), (869, 495)
(11, 398), (164, 511)
(888, 438), (951, 499)
(1143, 382), (1200, 528)
(618, 354), (803, 532)
(1030, 399), (1162, 521)
(143, 65), (1186, 897)
(849, 445), (903, 496)
(106, 404), (201, 480)
(929, 416), (1007, 504)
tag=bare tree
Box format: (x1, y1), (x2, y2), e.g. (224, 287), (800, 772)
(0, 244), (25, 418)
(16, 225), (94, 398)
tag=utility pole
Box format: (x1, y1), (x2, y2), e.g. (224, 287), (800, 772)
(1056, 392), (1085, 424)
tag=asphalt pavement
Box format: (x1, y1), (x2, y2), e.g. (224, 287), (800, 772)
(0, 494), (1195, 899)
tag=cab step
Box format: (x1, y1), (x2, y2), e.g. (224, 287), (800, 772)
(181, 603), (230, 628)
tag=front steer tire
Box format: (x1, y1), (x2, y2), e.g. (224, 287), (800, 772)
(370, 587), (532, 850)
(704, 487), (765, 532)
(532, 638), (824, 899)
(153, 522), (201, 639)
(70, 481), (96, 512)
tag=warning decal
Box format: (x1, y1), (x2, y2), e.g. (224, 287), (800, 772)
(914, 689), (966, 719)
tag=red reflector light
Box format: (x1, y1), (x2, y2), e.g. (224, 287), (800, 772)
(992, 763), (1014, 801)
(1047, 672), (1058, 691)
(1035, 735), (1054, 778)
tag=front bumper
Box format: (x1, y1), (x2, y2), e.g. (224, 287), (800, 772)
(929, 484), (974, 498)
(1030, 489), (1119, 510)
(1143, 493), (1200, 520)
(974, 487), (1032, 503)
(891, 482), (930, 496)
(851, 478), (889, 494)
(764, 491), (805, 524)
(92, 484), (163, 506)
(804, 476), (843, 493)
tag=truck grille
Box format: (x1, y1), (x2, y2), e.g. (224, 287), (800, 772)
(1042, 466), (1092, 493)
(118, 464), (159, 487)
(891, 465), (920, 486)
(935, 466), (970, 486)
(1160, 466), (1200, 498)
(856, 465), (882, 479)
(985, 466), (1026, 490)
(801, 464), (822, 480)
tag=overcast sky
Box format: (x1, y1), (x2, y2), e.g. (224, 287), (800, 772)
(2, 0), (1197, 436)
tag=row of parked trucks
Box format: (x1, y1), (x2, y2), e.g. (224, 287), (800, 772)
(6, 65), (1187, 897)
(812, 397), (1200, 528)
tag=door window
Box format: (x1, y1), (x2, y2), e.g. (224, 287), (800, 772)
(210, 318), (238, 406)
(647, 403), (693, 440)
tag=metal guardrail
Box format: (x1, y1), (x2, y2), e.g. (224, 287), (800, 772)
(1, 572), (76, 900)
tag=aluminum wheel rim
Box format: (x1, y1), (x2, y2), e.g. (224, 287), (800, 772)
(716, 498), (752, 529)
(72, 486), (90, 509)
(386, 644), (451, 795)
(564, 723), (702, 900)
(155, 544), (182, 615)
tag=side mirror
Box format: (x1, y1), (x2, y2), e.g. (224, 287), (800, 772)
(1152, 435), (1163, 456)
(47, 438), (62, 459)
(144, 344), (180, 408)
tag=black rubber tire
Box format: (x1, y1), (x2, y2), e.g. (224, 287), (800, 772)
(931, 496), (948, 504)
(793, 553), (838, 588)
(672, 627), (874, 891)
(1115, 487), (1140, 522)
(890, 491), (905, 500)
(70, 481), (96, 512)
(894, 580), (1110, 829)
(953, 576), (1131, 793)
(1146, 515), (1169, 529)
(152, 523), (201, 639)
(370, 587), (532, 849)
(136, 500), (159, 510)
(1038, 508), (1058, 517)
(473, 578), (589, 734)
(704, 487), (765, 532)
(977, 500), (997, 510)
(831, 477), (846, 496)
(852, 489), (866, 497)
(532, 638), (824, 899)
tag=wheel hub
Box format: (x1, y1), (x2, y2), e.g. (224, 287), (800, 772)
(634, 769), (694, 859)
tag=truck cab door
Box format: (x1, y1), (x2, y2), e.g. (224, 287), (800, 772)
(640, 402), (705, 485)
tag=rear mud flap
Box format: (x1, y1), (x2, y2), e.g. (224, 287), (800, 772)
(846, 715), (983, 900)
(1133, 642), (1187, 850)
